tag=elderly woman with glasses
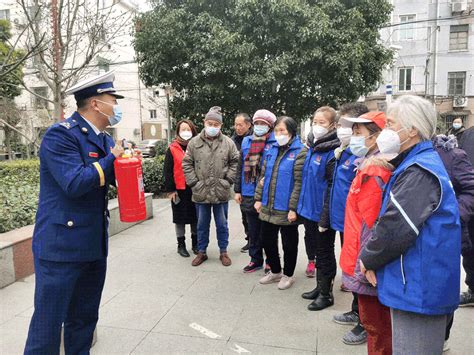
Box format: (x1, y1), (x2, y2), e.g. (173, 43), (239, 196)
(359, 95), (461, 355)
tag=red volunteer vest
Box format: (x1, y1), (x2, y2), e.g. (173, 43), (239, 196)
(169, 141), (187, 190)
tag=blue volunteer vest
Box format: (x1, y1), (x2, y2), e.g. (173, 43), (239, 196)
(297, 148), (335, 222)
(261, 137), (304, 211)
(376, 141), (461, 315)
(240, 133), (276, 197)
(329, 148), (358, 231)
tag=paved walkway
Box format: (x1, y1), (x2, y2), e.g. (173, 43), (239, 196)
(1, 200), (473, 354)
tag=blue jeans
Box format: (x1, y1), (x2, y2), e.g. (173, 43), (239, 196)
(195, 203), (229, 253)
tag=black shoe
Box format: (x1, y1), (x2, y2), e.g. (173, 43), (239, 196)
(191, 234), (198, 255)
(460, 289), (474, 307)
(241, 242), (249, 253)
(301, 269), (322, 299)
(243, 262), (263, 273)
(177, 237), (190, 258)
(308, 277), (334, 311)
(302, 287), (321, 300)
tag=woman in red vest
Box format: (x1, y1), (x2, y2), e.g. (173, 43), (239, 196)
(164, 119), (198, 257)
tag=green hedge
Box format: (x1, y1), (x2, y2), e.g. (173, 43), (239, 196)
(142, 155), (165, 195)
(0, 160), (40, 233)
(0, 156), (166, 233)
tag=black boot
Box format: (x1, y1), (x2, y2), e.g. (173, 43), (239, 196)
(177, 237), (190, 257)
(302, 269), (322, 300)
(308, 276), (334, 311)
(191, 234), (198, 255)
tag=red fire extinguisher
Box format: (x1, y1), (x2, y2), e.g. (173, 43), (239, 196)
(114, 156), (147, 223)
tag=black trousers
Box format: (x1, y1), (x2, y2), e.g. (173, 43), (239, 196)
(303, 218), (337, 278)
(463, 219), (474, 290)
(245, 210), (264, 265)
(446, 219), (474, 340)
(240, 206), (249, 240)
(352, 292), (359, 314)
(261, 221), (299, 277)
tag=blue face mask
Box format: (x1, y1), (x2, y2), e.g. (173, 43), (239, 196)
(205, 126), (220, 137)
(97, 100), (122, 126)
(349, 135), (370, 158)
(453, 123), (462, 130)
(254, 124), (270, 137)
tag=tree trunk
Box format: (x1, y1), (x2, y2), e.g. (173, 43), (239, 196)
(4, 126), (13, 160)
(53, 82), (63, 122)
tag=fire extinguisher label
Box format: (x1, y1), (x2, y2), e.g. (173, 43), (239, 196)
(137, 168), (145, 202)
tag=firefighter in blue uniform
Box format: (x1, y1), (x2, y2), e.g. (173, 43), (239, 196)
(24, 71), (125, 354)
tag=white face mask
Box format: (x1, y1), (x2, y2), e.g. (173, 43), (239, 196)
(312, 125), (329, 140)
(275, 134), (290, 146)
(376, 128), (407, 155)
(337, 127), (353, 145)
(179, 131), (193, 140)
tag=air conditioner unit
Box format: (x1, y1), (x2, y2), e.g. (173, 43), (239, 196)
(453, 96), (468, 108)
(13, 18), (26, 27)
(451, 0), (468, 13)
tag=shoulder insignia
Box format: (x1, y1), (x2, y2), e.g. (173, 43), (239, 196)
(59, 121), (71, 129)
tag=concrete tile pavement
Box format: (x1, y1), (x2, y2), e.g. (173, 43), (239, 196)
(0, 199), (472, 354)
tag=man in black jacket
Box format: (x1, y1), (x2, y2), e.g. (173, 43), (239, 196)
(458, 125), (474, 306)
(232, 113), (253, 252)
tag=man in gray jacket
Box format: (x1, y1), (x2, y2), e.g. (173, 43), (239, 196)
(182, 106), (239, 267)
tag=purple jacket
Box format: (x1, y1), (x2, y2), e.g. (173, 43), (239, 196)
(342, 222), (378, 296)
(342, 153), (387, 296)
(433, 135), (474, 252)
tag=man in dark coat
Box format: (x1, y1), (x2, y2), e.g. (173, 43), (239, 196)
(232, 113), (253, 252)
(459, 126), (474, 165)
(458, 126), (474, 306)
(433, 135), (474, 310)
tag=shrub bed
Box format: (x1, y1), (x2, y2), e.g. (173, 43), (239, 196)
(0, 155), (166, 233)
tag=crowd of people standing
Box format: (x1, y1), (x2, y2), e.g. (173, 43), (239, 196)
(163, 95), (474, 355)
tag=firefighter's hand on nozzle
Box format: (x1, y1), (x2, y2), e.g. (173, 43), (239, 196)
(111, 140), (125, 158)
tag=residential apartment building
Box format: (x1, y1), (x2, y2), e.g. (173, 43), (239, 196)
(365, 0), (474, 130)
(0, 0), (170, 151)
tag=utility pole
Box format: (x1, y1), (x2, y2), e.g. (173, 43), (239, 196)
(51, 0), (64, 120)
(137, 70), (144, 140)
(165, 85), (172, 144)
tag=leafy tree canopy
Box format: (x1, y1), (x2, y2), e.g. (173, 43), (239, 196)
(0, 19), (25, 99)
(134, 0), (393, 126)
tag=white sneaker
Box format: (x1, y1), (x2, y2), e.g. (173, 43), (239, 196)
(259, 271), (283, 284)
(443, 340), (450, 352)
(278, 275), (295, 290)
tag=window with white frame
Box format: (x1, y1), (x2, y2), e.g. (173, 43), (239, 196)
(149, 109), (157, 119)
(31, 87), (49, 109)
(398, 67), (413, 91)
(449, 25), (469, 51)
(399, 14), (416, 41)
(448, 72), (466, 96)
(0, 9), (10, 21)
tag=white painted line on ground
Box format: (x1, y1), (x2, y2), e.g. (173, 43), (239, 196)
(230, 343), (251, 353)
(189, 322), (221, 339)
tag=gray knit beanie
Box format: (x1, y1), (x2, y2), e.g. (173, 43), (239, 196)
(205, 106), (223, 123)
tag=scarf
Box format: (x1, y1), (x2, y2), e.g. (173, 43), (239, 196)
(175, 135), (190, 147)
(244, 133), (270, 183)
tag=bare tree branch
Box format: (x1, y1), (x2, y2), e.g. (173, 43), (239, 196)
(0, 118), (40, 148)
